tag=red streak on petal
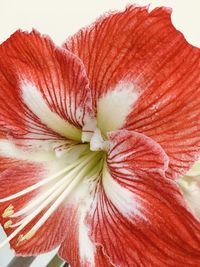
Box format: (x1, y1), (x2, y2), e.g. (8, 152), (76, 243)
(0, 30), (93, 144)
(59, 205), (113, 267)
(87, 130), (200, 266)
(64, 5), (200, 179)
(0, 162), (69, 254)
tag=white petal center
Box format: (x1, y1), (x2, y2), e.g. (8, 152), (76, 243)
(102, 164), (142, 218)
(97, 81), (139, 135)
(21, 81), (81, 141)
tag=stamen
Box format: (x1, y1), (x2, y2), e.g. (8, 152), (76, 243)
(22, 153), (101, 239)
(20, 229), (36, 242)
(12, 152), (100, 228)
(0, 152), (90, 203)
(2, 205), (14, 218)
(4, 220), (12, 229)
(10, 172), (75, 224)
(0, 152), (101, 248)
(10, 168), (79, 228)
(11, 172), (73, 218)
(0, 177), (73, 248)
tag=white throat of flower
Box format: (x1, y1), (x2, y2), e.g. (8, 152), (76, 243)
(0, 134), (105, 248)
(0, 80), (139, 249)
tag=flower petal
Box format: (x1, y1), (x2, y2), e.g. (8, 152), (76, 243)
(58, 204), (113, 267)
(87, 130), (200, 266)
(0, 158), (19, 173)
(64, 6), (171, 102)
(64, 5), (200, 179)
(0, 144), (102, 256)
(0, 30), (93, 144)
(0, 161), (70, 255)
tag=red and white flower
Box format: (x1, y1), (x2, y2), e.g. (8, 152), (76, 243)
(1, 5), (200, 266)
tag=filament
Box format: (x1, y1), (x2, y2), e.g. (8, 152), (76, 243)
(0, 151), (103, 248)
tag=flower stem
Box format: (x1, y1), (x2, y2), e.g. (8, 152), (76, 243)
(7, 256), (35, 267)
(46, 254), (66, 267)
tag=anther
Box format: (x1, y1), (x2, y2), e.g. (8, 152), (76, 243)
(20, 229), (36, 242)
(4, 220), (12, 229)
(2, 205), (14, 218)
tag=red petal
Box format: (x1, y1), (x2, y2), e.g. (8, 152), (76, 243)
(64, 6), (200, 179)
(0, 158), (19, 173)
(87, 130), (200, 266)
(14, 203), (69, 256)
(0, 162), (69, 255)
(64, 6), (174, 103)
(108, 130), (169, 173)
(58, 205), (113, 267)
(0, 30), (93, 143)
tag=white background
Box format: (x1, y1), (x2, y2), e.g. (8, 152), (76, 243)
(0, 0), (200, 266)
(0, 0), (200, 47)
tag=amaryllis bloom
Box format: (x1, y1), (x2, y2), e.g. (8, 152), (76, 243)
(1, 5), (200, 266)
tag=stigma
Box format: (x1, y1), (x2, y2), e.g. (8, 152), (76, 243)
(90, 128), (109, 152)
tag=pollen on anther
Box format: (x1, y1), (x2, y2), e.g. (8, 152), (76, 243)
(2, 205), (14, 218)
(4, 220), (12, 229)
(19, 229), (36, 243)
(15, 229), (36, 246)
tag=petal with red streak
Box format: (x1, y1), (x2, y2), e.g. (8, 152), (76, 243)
(64, 6), (174, 102)
(0, 158), (19, 173)
(87, 130), (200, 267)
(64, 5), (200, 179)
(0, 161), (69, 255)
(59, 205), (113, 267)
(0, 30), (93, 144)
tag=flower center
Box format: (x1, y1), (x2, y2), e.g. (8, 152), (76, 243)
(89, 128), (109, 152)
(0, 111), (110, 248)
(0, 138), (106, 248)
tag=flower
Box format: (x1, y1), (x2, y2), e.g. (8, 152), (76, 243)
(1, 5), (200, 266)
